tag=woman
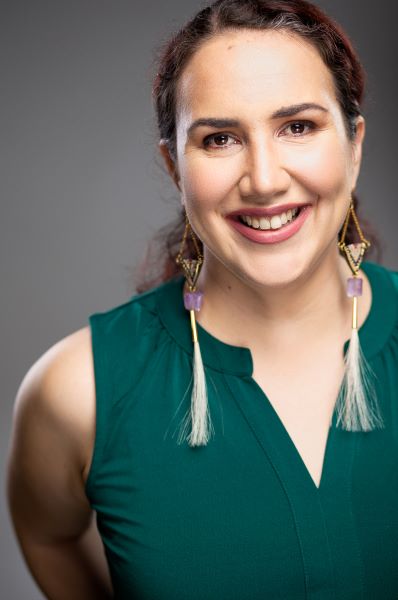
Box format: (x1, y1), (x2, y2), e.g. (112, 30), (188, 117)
(7, 0), (398, 598)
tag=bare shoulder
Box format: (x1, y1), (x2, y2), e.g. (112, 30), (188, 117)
(28, 325), (94, 481)
(7, 325), (97, 544)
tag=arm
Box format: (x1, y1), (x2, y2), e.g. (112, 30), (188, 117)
(6, 327), (113, 599)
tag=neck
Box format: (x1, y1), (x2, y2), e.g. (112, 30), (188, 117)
(191, 247), (368, 353)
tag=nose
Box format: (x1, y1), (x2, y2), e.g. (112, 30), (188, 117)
(238, 135), (291, 201)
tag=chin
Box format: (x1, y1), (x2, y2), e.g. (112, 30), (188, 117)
(231, 259), (308, 291)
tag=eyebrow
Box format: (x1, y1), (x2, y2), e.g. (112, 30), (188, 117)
(186, 102), (329, 136)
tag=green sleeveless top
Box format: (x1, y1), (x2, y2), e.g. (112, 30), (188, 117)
(86, 260), (398, 599)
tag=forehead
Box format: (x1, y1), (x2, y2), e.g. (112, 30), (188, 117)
(176, 29), (337, 118)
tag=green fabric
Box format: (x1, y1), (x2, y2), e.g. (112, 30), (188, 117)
(86, 260), (398, 599)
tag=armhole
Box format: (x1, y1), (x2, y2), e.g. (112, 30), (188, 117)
(84, 313), (112, 501)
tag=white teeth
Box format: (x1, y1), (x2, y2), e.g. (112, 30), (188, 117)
(241, 207), (300, 231)
(251, 217), (260, 229)
(270, 215), (282, 229)
(259, 217), (270, 230)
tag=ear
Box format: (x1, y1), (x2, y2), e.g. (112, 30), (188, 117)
(158, 139), (181, 191)
(350, 116), (366, 190)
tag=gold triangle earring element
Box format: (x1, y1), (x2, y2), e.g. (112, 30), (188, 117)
(175, 215), (204, 344)
(175, 215), (204, 301)
(336, 197), (384, 431)
(337, 198), (371, 328)
(175, 215), (213, 447)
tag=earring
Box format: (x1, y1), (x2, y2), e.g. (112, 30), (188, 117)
(175, 215), (214, 447)
(336, 198), (384, 431)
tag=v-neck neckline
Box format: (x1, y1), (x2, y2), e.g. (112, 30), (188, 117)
(156, 260), (397, 494)
(244, 374), (339, 492)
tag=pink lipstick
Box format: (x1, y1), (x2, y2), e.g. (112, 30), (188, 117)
(227, 205), (312, 244)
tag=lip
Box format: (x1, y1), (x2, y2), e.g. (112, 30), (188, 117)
(227, 203), (311, 218)
(227, 205), (312, 244)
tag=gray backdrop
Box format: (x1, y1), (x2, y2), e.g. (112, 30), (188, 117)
(2, 0), (397, 597)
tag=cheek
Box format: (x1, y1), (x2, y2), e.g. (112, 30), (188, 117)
(285, 136), (351, 197)
(180, 156), (239, 210)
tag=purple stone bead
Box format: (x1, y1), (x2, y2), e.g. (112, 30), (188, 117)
(184, 290), (204, 311)
(347, 277), (363, 298)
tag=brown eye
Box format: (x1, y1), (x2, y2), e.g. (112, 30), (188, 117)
(203, 133), (237, 148)
(281, 120), (315, 137)
(290, 123), (306, 135)
(215, 134), (229, 145)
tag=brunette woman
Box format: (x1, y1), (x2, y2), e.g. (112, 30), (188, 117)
(7, 1), (398, 598)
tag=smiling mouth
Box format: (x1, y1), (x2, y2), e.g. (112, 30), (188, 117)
(236, 206), (303, 231)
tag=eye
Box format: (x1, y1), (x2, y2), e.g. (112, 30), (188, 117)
(280, 120), (316, 137)
(202, 133), (239, 149)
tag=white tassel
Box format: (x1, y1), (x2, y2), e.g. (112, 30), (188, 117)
(177, 312), (214, 447)
(336, 327), (384, 431)
(190, 339), (214, 446)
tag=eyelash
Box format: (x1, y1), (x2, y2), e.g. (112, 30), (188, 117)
(202, 120), (316, 149)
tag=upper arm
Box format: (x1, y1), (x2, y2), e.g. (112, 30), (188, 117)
(6, 326), (97, 546)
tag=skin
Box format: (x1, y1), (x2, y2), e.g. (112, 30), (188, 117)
(160, 29), (371, 486)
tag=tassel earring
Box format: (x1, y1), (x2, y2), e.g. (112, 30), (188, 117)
(337, 198), (384, 431)
(175, 216), (214, 447)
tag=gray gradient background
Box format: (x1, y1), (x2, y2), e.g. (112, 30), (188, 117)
(2, 0), (397, 597)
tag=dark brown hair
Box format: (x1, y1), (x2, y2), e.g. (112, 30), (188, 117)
(134, 0), (382, 293)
